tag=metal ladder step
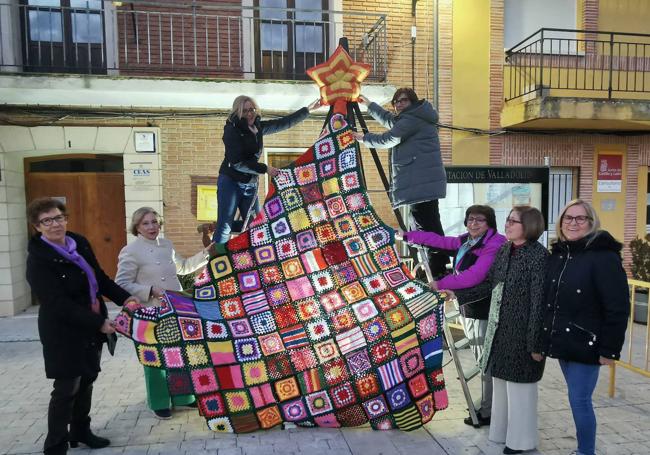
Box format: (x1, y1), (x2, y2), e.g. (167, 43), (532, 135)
(463, 365), (481, 382)
(405, 223), (482, 429)
(453, 337), (470, 350)
(445, 309), (461, 320)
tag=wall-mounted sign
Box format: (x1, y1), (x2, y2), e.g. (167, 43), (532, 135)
(133, 168), (151, 178)
(596, 154), (622, 193)
(131, 165), (154, 186)
(197, 184), (218, 221)
(134, 131), (156, 153)
(444, 166), (550, 238)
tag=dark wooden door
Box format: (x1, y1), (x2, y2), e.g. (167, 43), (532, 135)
(25, 168), (126, 279)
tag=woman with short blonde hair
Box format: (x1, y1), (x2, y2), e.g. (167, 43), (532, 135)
(116, 206), (214, 420)
(129, 207), (162, 237)
(213, 95), (321, 243)
(555, 198), (600, 241)
(230, 95), (261, 120)
(542, 199), (628, 455)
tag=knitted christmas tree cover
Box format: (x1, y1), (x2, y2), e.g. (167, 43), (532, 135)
(115, 111), (448, 433)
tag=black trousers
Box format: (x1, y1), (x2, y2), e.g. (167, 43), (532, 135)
(43, 370), (98, 455)
(410, 199), (449, 278)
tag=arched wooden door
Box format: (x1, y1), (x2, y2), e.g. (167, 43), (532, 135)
(25, 154), (126, 279)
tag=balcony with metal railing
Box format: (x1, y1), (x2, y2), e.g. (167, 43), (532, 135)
(502, 28), (650, 130)
(505, 28), (650, 101)
(0, 1), (388, 81)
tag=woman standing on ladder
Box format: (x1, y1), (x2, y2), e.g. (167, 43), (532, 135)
(213, 95), (321, 243)
(353, 88), (449, 277)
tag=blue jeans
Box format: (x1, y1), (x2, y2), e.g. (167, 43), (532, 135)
(559, 359), (601, 455)
(213, 173), (259, 244)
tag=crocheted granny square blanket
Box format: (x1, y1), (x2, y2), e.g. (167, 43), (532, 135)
(115, 112), (448, 433)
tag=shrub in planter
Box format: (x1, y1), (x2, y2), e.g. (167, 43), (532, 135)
(630, 234), (650, 282)
(629, 235), (650, 324)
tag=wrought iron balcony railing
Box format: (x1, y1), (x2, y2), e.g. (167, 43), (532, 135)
(0, 1), (387, 81)
(505, 28), (650, 101)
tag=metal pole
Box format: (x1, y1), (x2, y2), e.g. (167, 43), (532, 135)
(538, 29), (544, 96)
(351, 103), (406, 231)
(608, 33), (614, 99)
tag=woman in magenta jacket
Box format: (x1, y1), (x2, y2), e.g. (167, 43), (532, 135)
(398, 204), (506, 427)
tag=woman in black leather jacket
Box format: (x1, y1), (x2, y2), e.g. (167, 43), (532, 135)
(213, 95), (320, 243)
(541, 199), (629, 455)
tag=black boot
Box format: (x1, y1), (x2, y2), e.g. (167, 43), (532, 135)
(69, 430), (110, 449)
(43, 441), (68, 455)
(463, 410), (491, 427)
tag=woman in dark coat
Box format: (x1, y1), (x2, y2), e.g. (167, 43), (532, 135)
(541, 199), (629, 455)
(353, 88), (448, 277)
(213, 95), (321, 243)
(455, 206), (548, 454)
(25, 198), (137, 455)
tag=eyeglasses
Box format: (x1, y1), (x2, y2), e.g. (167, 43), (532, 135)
(243, 107), (257, 114)
(38, 214), (68, 226)
(392, 97), (410, 106)
(467, 217), (487, 224)
(505, 217), (522, 225)
(562, 215), (591, 225)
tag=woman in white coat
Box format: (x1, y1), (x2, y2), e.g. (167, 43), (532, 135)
(116, 207), (212, 419)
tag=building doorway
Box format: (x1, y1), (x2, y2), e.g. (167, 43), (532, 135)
(24, 154), (126, 278)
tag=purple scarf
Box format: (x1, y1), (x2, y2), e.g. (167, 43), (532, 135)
(41, 235), (101, 314)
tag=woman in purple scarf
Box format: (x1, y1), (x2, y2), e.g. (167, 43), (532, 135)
(26, 198), (138, 455)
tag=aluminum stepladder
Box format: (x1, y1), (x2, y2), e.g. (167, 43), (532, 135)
(404, 214), (482, 428)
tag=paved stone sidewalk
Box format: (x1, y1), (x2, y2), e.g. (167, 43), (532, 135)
(1, 307), (648, 455)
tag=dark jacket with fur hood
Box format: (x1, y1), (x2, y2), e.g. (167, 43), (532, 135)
(541, 230), (629, 364)
(219, 107), (309, 183)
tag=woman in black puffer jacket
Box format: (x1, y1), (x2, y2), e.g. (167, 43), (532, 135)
(541, 199), (629, 455)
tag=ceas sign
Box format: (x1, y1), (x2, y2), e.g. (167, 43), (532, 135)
(132, 167), (153, 186)
(133, 169), (151, 177)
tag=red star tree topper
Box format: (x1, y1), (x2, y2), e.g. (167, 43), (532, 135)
(306, 45), (371, 110)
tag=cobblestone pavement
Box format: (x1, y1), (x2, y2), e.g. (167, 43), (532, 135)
(1, 306), (648, 455)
